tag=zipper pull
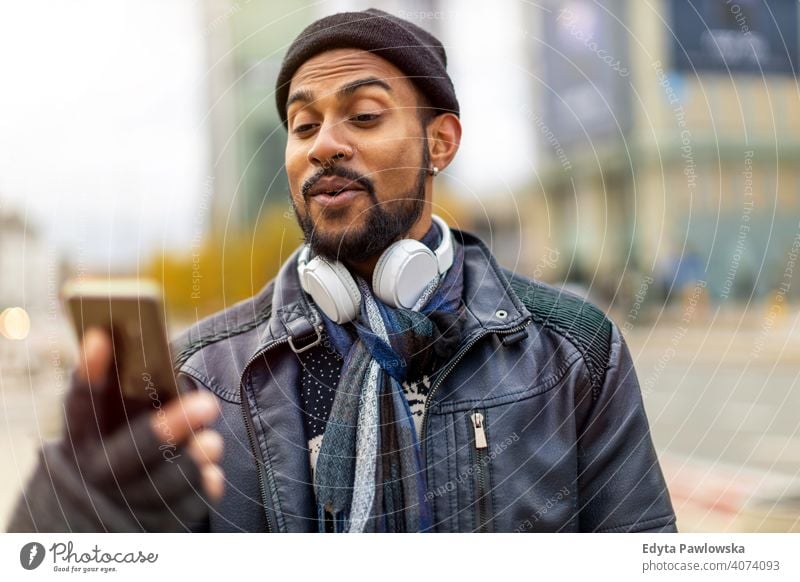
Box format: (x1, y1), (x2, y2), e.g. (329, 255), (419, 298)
(471, 411), (488, 449)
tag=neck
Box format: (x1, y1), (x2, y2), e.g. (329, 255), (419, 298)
(345, 256), (380, 282)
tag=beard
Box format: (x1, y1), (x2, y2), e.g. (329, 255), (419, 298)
(293, 143), (430, 264)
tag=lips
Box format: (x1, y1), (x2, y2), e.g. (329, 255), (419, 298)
(307, 176), (365, 199)
(306, 176), (368, 209)
(309, 187), (365, 208)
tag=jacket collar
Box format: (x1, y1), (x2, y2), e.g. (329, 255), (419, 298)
(258, 228), (531, 357)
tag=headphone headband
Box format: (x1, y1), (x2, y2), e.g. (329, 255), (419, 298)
(430, 214), (453, 274)
(297, 214), (454, 322)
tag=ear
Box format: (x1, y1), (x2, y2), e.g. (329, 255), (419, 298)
(426, 113), (461, 173)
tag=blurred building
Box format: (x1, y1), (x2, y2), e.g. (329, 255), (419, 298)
(0, 209), (50, 316)
(201, 0), (800, 306)
(528, 0), (800, 305)
(0, 206), (62, 372)
(202, 0), (317, 233)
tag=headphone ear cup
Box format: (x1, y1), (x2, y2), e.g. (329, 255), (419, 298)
(301, 257), (361, 324)
(373, 240), (439, 309)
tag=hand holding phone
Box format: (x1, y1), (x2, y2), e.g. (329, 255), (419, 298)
(7, 326), (225, 532)
(59, 277), (225, 503)
(76, 327), (224, 503)
(61, 278), (179, 402)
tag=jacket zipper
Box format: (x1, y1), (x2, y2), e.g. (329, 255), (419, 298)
(418, 319), (529, 532)
(419, 318), (532, 446)
(239, 337), (290, 533)
(470, 410), (490, 532)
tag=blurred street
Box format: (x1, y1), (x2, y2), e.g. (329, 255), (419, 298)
(0, 366), (65, 529)
(625, 304), (800, 532)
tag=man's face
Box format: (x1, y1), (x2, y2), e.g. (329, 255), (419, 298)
(285, 48), (431, 264)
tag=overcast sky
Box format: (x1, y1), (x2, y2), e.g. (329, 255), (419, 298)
(0, 0), (209, 268)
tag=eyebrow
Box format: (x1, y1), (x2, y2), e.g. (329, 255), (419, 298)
(286, 76), (392, 111)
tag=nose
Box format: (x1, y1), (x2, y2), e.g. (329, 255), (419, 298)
(307, 121), (354, 169)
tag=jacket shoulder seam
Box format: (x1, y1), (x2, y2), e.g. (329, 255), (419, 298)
(172, 285), (274, 372)
(505, 271), (613, 401)
(178, 362), (241, 404)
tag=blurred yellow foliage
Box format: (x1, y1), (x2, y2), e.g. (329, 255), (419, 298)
(147, 209), (303, 320)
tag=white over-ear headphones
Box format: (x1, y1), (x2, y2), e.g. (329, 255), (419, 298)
(297, 214), (454, 324)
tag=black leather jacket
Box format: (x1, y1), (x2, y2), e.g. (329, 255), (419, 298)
(172, 229), (677, 532)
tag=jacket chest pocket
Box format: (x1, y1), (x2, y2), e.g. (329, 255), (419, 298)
(425, 407), (515, 532)
(424, 392), (579, 533)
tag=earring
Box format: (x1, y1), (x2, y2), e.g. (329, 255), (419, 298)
(431, 166), (439, 177)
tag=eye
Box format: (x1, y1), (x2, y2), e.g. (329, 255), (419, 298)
(350, 113), (381, 124)
(292, 123), (318, 136)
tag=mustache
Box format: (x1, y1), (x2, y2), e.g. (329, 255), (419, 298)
(300, 165), (375, 199)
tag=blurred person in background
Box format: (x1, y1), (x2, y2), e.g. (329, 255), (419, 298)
(8, 8), (676, 533)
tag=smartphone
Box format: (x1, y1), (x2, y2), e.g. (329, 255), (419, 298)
(61, 277), (179, 401)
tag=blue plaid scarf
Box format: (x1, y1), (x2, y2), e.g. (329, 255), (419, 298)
(311, 232), (465, 532)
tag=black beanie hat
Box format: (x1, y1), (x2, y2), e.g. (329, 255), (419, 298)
(275, 8), (459, 128)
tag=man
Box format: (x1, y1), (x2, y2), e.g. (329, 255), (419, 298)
(8, 9), (676, 533)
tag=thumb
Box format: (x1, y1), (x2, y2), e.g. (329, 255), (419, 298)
(76, 327), (113, 390)
(63, 326), (117, 445)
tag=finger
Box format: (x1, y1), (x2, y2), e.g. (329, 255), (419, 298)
(186, 430), (224, 466)
(150, 391), (219, 445)
(76, 327), (112, 387)
(201, 463), (225, 502)
(64, 327), (117, 445)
